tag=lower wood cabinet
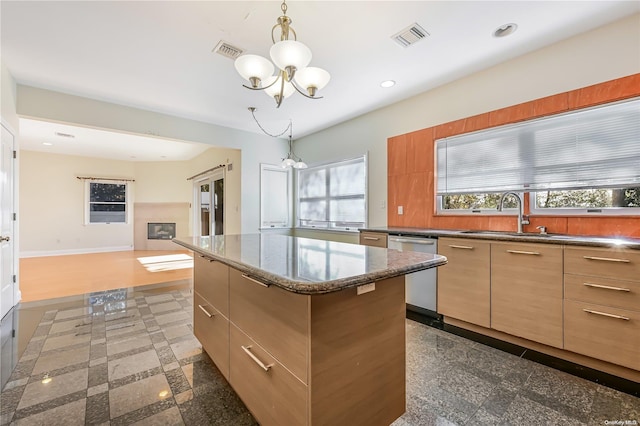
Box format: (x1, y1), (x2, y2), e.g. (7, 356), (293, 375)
(359, 231), (387, 248)
(564, 300), (640, 371)
(490, 242), (563, 348)
(230, 324), (308, 426)
(193, 292), (229, 380)
(437, 238), (490, 328)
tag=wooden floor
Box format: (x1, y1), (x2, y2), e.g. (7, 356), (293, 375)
(19, 250), (193, 302)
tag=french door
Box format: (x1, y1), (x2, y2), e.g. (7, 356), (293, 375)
(194, 169), (224, 237)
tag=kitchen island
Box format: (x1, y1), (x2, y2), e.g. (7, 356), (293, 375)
(173, 233), (447, 426)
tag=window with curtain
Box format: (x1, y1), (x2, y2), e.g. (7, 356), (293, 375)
(436, 97), (640, 215)
(85, 181), (128, 224)
(297, 155), (367, 231)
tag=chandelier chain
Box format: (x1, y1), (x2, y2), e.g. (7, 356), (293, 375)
(249, 107), (292, 138)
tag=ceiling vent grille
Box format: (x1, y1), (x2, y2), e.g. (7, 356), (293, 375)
(213, 41), (245, 60)
(392, 23), (429, 48)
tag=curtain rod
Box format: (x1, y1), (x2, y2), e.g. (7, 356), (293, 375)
(187, 164), (226, 181)
(76, 176), (135, 182)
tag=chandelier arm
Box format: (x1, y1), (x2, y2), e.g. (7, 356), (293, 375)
(249, 108), (292, 138)
(275, 76), (286, 108)
(291, 81), (324, 100)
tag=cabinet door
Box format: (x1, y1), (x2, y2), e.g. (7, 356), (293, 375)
(491, 242), (563, 348)
(437, 238), (491, 327)
(565, 246), (640, 282)
(194, 254), (229, 317)
(230, 324), (308, 426)
(194, 292), (229, 380)
(359, 232), (387, 248)
(565, 300), (640, 371)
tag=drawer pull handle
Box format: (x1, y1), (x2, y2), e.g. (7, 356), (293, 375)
(198, 255), (215, 263)
(583, 283), (631, 292)
(449, 245), (474, 250)
(583, 256), (630, 263)
(241, 345), (274, 372)
(583, 309), (630, 321)
(363, 237), (380, 241)
(242, 274), (270, 288)
(198, 304), (214, 318)
(506, 250), (540, 256)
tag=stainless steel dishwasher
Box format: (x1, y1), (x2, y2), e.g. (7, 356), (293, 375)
(387, 235), (438, 317)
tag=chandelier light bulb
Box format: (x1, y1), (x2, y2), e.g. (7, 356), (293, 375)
(281, 158), (296, 168)
(293, 161), (308, 169)
(234, 55), (274, 87)
(294, 67), (330, 97)
(263, 76), (295, 100)
(270, 40), (312, 76)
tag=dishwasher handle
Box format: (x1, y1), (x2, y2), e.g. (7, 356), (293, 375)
(388, 237), (436, 245)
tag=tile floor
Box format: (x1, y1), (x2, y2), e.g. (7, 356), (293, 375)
(1, 282), (638, 425)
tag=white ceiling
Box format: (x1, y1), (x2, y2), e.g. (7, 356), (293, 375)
(2, 1), (639, 161)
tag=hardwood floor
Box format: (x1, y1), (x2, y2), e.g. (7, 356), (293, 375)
(19, 250), (193, 302)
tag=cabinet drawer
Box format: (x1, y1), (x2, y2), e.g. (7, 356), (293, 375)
(565, 274), (640, 312)
(565, 300), (640, 371)
(230, 325), (308, 426)
(359, 232), (387, 248)
(194, 292), (229, 380)
(229, 268), (309, 383)
(565, 246), (640, 282)
(194, 254), (229, 318)
(437, 238), (491, 328)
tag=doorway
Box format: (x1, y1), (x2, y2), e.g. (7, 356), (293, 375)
(194, 168), (224, 237)
(1, 123), (16, 320)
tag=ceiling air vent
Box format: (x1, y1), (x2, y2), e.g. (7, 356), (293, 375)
(212, 41), (245, 60)
(392, 23), (429, 48)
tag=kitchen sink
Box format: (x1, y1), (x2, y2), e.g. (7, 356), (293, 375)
(459, 230), (576, 239)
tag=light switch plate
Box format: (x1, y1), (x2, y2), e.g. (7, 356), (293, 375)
(398, 206), (404, 215)
(357, 283), (375, 295)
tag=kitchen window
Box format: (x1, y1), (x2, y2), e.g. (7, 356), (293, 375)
(260, 164), (292, 229)
(530, 187), (640, 215)
(296, 155), (367, 231)
(85, 180), (129, 224)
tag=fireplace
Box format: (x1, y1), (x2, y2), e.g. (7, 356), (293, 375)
(147, 223), (176, 240)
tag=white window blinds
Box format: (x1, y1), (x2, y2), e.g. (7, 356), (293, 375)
(436, 98), (640, 195)
(260, 164), (291, 228)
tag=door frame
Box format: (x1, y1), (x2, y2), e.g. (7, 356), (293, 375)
(1, 121), (18, 320)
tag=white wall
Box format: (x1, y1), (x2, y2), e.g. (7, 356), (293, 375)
(16, 88), (288, 235)
(295, 13), (640, 233)
(19, 151), (136, 256)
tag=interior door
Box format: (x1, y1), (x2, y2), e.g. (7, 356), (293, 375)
(194, 168), (224, 237)
(1, 124), (15, 320)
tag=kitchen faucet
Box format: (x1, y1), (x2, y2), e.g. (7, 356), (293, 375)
(497, 192), (529, 233)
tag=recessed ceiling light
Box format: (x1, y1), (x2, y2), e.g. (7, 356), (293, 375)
(55, 131), (75, 139)
(42, 142), (53, 146)
(381, 80), (396, 88)
(160, 155), (167, 158)
(493, 23), (518, 38)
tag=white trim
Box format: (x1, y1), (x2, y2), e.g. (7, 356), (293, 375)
(20, 245), (133, 258)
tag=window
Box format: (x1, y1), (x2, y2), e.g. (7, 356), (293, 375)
(531, 187), (640, 215)
(297, 155), (367, 231)
(260, 164), (292, 229)
(86, 181), (128, 224)
(439, 193), (518, 214)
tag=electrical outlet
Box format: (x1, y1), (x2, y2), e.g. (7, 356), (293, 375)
(398, 206), (404, 215)
(381, 200), (386, 209)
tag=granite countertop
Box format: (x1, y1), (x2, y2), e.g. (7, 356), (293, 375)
(360, 227), (640, 250)
(172, 234), (447, 295)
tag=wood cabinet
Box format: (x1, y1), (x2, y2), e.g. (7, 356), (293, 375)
(194, 254), (229, 317)
(359, 231), (387, 248)
(490, 242), (563, 348)
(437, 238), (491, 327)
(194, 261), (407, 426)
(564, 246), (640, 370)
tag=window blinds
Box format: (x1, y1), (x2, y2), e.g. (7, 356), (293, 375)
(436, 98), (640, 195)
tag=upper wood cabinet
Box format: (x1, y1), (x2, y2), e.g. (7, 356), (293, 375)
(490, 241), (564, 348)
(437, 238), (491, 328)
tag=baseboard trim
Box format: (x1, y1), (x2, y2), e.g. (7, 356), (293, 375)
(20, 246), (133, 258)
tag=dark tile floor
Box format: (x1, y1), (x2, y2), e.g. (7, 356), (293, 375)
(1, 282), (638, 425)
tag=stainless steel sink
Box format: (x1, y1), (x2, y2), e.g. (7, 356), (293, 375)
(459, 230), (575, 239)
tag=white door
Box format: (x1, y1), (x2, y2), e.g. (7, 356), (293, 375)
(0, 124), (15, 320)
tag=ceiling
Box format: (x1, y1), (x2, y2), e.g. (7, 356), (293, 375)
(2, 1), (639, 161)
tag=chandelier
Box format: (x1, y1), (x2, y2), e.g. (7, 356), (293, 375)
(248, 107), (307, 169)
(234, 0), (330, 108)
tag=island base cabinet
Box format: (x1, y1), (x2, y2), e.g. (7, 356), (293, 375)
(564, 300), (640, 371)
(229, 324), (308, 426)
(193, 292), (229, 380)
